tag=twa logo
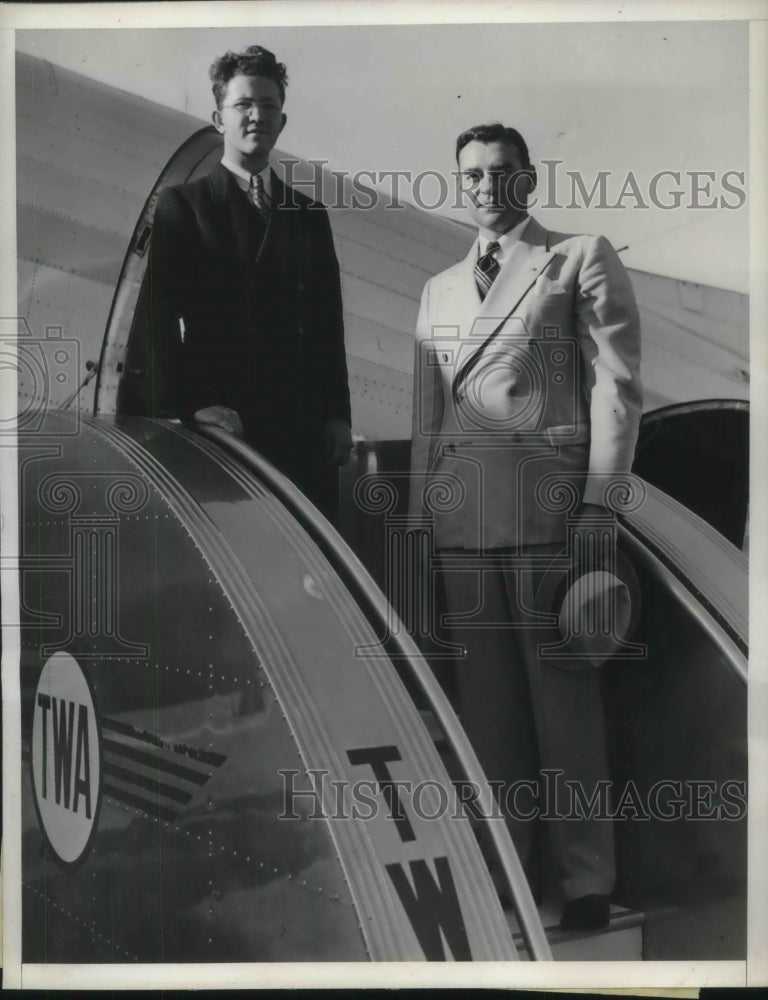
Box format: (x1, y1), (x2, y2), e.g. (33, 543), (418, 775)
(32, 652), (102, 869)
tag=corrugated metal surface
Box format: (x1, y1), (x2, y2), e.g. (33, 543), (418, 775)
(628, 268), (749, 410)
(16, 52), (206, 410)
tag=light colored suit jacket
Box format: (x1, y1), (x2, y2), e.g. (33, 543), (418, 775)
(408, 216), (642, 548)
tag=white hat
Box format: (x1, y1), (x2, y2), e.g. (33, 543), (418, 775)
(557, 570), (633, 666)
(534, 550), (641, 668)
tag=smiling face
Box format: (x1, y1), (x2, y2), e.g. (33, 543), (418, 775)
(458, 139), (533, 238)
(212, 74), (286, 172)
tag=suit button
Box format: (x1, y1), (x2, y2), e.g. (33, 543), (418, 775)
(298, 325), (304, 335)
(298, 281), (304, 291)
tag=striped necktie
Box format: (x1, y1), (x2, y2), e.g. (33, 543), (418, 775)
(250, 172), (269, 220)
(475, 240), (500, 300)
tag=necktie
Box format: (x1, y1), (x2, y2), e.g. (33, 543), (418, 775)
(475, 240), (500, 300)
(250, 173), (269, 220)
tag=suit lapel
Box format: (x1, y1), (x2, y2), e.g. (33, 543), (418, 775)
(451, 217), (556, 396)
(479, 220), (553, 324)
(207, 162), (253, 264)
(264, 173), (294, 271)
(448, 240), (483, 338)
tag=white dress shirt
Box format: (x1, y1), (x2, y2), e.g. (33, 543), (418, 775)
(221, 157), (272, 206)
(478, 215), (530, 265)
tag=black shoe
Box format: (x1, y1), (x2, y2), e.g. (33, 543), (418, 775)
(560, 894), (610, 931)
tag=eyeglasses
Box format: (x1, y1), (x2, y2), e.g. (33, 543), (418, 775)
(220, 99), (282, 117)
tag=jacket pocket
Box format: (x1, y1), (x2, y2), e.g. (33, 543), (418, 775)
(533, 279), (569, 296)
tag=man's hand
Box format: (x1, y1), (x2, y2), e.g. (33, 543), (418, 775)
(193, 405), (244, 437)
(324, 418), (354, 466)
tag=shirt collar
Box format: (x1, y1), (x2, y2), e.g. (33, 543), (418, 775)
(221, 157), (272, 199)
(478, 215), (530, 257)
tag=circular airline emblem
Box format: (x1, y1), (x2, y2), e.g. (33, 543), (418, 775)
(31, 652), (102, 869)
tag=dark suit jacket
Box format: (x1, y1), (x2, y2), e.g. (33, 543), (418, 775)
(137, 162), (350, 521)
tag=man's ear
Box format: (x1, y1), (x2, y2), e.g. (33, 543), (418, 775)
(212, 109), (224, 133)
(278, 112), (287, 137)
(510, 166), (537, 206)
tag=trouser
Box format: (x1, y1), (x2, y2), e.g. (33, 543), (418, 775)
(439, 546), (616, 902)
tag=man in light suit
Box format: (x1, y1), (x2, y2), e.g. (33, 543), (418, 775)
(142, 46), (352, 523)
(409, 123), (642, 929)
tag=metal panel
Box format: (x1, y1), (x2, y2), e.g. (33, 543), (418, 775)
(16, 110), (168, 200)
(338, 235), (434, 302)
(20, 413), (523, 962)
(17, 259), (111, 411)
(16, 53), (202, 188)
(331, 206), (470, 275)
(620, 480), (747, 649)
(17, 203), (126, 286)
(628, 267), (749, 408)
(637, 307), (749, 407)
(628, 268), (748, 359)
(342, 310), (413, 375)
(196, 423), (548, 959)
(346, 355), (412, 440)
(605, 525), (747, 958)
(16, 154), (141, 240)
(19, 414), (366, 962)
(341, 273), (419, 338)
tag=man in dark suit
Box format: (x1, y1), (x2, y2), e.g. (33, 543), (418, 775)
(147, 45), (352, 523)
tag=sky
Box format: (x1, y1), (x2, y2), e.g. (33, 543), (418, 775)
(12, 11), (752, 292)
